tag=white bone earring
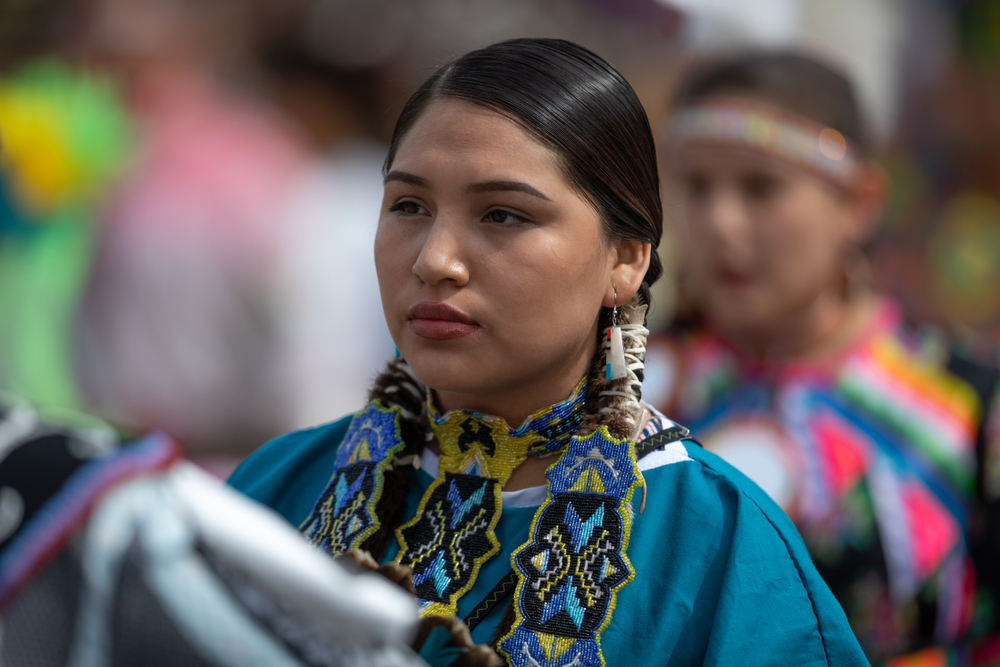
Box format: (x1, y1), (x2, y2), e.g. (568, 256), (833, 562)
(606, 287), (628, 380)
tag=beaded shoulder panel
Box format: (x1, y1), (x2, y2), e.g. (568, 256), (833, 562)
(499, 426), (643, 667)
(300, 401), (406, 554)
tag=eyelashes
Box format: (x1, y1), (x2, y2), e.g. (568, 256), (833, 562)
(388, 201), (532, 225)
(388, 201), (427, 215)
(484, 209), (529, 225)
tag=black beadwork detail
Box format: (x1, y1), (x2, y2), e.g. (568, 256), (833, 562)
(513, 493), (629, 639)
(303, 461), (377, 555)
(633, 423), (691, 461)
(534, 412), (583, 445)
(457, 421), (497, 458)
(398, 473), (498, 604)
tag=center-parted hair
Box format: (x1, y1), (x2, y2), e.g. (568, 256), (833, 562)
(384, 38), (664, 306)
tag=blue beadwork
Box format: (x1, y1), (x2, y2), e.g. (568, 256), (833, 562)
(300, 401), (405, 554)
(397, 380), (589, 618)
(334, 402), (404, 469)
(546, 429), (641, 496)
(504, 628), (601, 667)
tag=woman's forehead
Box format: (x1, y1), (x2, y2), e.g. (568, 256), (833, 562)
(671, 146), (798, 178)
(388, 98), (566, 188)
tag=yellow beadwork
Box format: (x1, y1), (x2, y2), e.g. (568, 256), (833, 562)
(537, 633), (576, 662)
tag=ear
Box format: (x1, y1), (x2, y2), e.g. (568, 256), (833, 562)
(844, 162), (889, 245)
(603, 240), (652, 308)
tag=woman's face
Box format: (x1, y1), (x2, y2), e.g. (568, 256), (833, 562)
(669, 146), (863, 339)
(375, 98), (617, 417)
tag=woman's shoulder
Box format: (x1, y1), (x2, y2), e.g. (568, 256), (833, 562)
(638, 435), (805, 547)
(634, 422), (817, 572)
(227, 414), (355, 526)
(626, 437), (867, 666)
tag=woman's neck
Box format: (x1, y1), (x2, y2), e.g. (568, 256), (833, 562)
(433, 371), (587, 429)
(431, 334), (596, 427)
(723, 286), (876, 364)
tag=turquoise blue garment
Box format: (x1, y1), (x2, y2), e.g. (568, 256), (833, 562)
(229, 415), (870, 666)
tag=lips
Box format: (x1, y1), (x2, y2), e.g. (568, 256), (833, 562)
(406, 301), (481, 340)
(716, 266), (753, 287)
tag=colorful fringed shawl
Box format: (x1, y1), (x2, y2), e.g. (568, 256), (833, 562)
(644, 300), (999, 661)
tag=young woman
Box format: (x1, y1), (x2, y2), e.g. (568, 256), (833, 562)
(229, 39), (867, 667)
(647, 53), (1000, 663)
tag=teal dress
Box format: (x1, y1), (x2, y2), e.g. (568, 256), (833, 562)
(229, 415), (869, 666)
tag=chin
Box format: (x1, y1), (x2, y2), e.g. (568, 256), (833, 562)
(705, 297), (777, 340)
(403, 348), (488, 394)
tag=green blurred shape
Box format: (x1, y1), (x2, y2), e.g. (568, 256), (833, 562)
(0, 60), (134, 410)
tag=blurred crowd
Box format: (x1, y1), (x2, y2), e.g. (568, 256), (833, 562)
(0, 0), (681, 467)
(3, 0), (1000, 664)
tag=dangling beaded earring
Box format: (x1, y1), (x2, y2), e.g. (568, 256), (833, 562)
(606, 286), (628, 380)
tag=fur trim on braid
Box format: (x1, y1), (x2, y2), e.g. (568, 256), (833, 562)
(359, 357), (429, 559)
(340, 551), (502, 666)
(579, 295), (649, 440)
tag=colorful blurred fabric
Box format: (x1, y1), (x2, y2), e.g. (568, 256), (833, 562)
(0, 61), (133, 410)
(75, 68), (307, 455)
(644, 300), (1000, 664)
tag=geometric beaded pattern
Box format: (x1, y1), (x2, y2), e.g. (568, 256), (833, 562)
(300, 400), (406, 555)
(397, 472), (500, 617)
(395, 380), (586, 618)
(499, 426), (642, 667)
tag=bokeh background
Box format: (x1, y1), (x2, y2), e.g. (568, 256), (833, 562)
(0, 0), (998, 472)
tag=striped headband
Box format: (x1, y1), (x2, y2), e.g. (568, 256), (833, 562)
(664, 98), (864, 187)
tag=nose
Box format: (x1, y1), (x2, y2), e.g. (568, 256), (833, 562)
(703, 186), (751, 251)
(412, 213), (471, 287)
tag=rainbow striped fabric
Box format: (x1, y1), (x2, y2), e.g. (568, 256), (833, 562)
(645, 300), (996, 662)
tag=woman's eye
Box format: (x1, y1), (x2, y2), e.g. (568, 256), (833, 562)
(484, 209), (526, 225)
(742, 174), (784, 201)
(683, 173), (710, 199)
(388, 201), (427, 216)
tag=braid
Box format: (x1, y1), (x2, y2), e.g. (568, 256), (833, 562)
(359, 357), (428, 560)
(579, 295), (648, 440)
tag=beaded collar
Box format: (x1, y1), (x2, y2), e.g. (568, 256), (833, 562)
(300, 372), (646, 667)
(395, 379), (586, 617)
(427, 377), (588, 461)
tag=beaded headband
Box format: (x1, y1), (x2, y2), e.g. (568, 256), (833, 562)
(664, 98), (864, 188)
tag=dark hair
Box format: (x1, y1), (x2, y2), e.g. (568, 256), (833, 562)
(672, 51), (869, 156)
(384, 38), (663, 307)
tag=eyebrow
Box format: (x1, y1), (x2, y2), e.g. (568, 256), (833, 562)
(384, 171), (551, 202)
(384, 170), (428, 187)
(467, 180), (551, 201)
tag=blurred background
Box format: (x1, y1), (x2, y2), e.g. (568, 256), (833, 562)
(0, 0), (997, 471)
